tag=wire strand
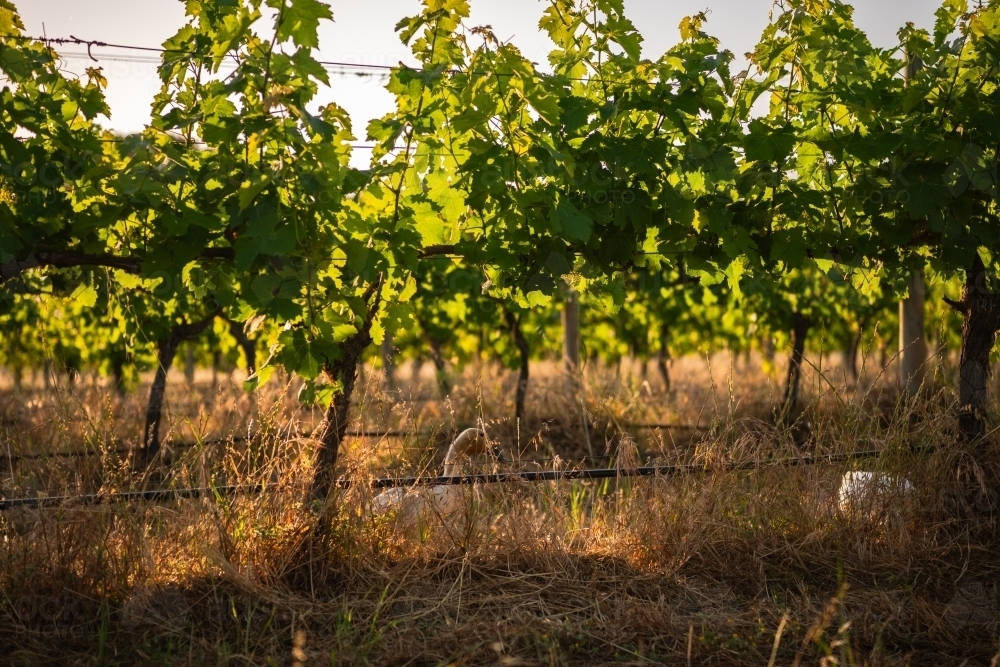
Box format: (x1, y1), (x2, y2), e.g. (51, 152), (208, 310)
(2, 33), (690, 88)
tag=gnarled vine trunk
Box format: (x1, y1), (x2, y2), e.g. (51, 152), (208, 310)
(412, 355), (427, 386)
(504, 307), (530, 423)
(899, 271), (927, 396)
(428, 338), (452, 397)
(762, 337), (776, 363)
(380, 332), (395, 392)
(878, 340), (889, 373)
(184, 345), (196, 385)
(656, 322), (671, 392)
(952, 255), (1000, 443)
(137, 311), (220, 472)
(141, 336), (179, 468)
(845, 326), (863, 383)
(211, 350), (221, 387)
(562, 290), (580, 375)
(310, 323), (374, 503)
(111, 355), (127, 396)
(780, 312), (811, 423)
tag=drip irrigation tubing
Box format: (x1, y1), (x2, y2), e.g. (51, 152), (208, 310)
(0, 448), (883, 511)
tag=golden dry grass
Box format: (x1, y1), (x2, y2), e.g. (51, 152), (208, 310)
(0, 353), (998, 666)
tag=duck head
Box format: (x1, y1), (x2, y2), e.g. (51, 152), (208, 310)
(443, 429), (509, 475)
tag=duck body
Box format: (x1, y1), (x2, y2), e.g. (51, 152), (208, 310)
(370, 484), (463, 525)
(838, 471), (914, 517)
(371, 428), (492, 526)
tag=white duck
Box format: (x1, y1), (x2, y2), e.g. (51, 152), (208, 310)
(837, 470), (914, 518)
(371, 428), (506, 526)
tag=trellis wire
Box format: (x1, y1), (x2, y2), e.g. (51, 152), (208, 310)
(3, 33), (696, 88)
(1, 424), (704, 463)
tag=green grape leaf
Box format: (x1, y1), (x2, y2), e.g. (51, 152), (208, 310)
(71, 284), (98, 308)
(411, 203), (454, 245)
(369, 317), (386, 346)
(276, 329), (325, 380)
(313, 382), (339, 408)
(596, 223), (634, 266)
(723, 257), (745, 299)
(604, 12), (642, 61)
(770, 229), (808, 268)
(269, 0), (332, 49)
(554, 198), (592, 241)
(234, 201), (296, 270)
(238, 173), (272, 211)
(332, 322), (359, 342)
(544, 251), (572, 275)
(398, 275), (418, 302)
(933, 0), (966, 46)
(0, 1), (24, 33)
(298, 378), (343, 408)
(243, 365), (276, 393)
(344, 238), (370, 274)
(744, 120), (796, 163)
(113, 270), (148, 291)
(452, 106), (495, 133)
(426, 171), (466, 222)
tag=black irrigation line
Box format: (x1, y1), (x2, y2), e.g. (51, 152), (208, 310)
(0, 449), (884, 511)
(358, 449), (884, 489)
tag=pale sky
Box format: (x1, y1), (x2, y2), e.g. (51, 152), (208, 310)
(17, 0), (944, 163)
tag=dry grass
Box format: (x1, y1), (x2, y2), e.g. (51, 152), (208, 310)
(1, 353), (998, 666)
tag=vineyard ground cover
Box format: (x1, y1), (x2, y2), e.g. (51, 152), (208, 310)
(2, 353), (998, 665)
(0, 353), (949, 502)
(0, 353), (902, 478)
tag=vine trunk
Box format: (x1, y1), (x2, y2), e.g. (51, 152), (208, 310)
(504, 308), (530, 424)
(138, 311), (219, 472)
(310, 323), (374, 503)
(780, 312), (810, 424)
(955, 256), (1000, 443)
(657, 323), (671, 392)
